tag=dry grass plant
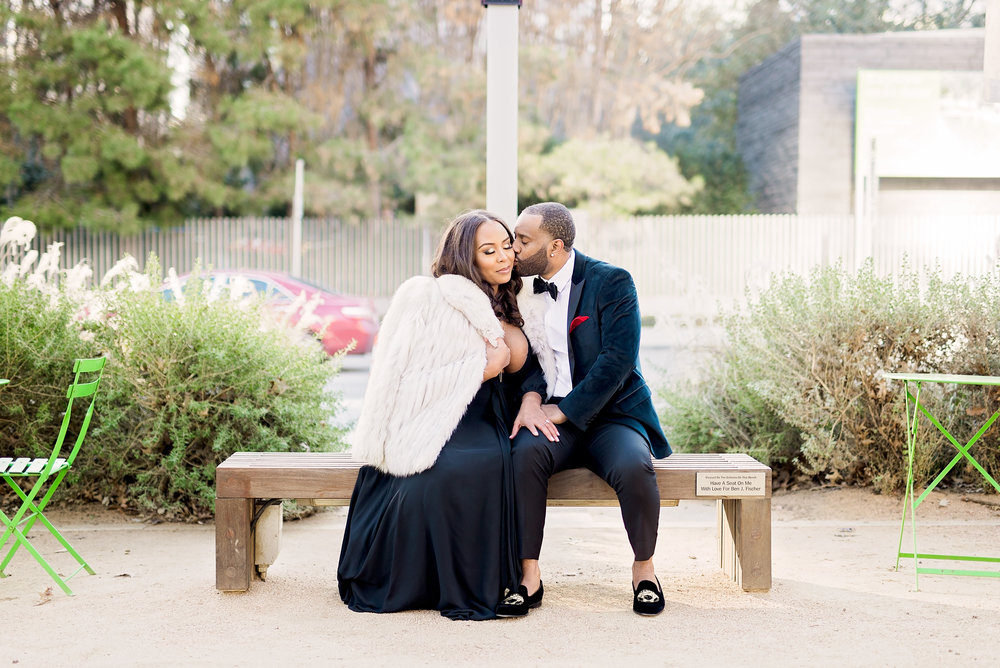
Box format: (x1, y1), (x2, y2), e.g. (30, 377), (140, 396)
(662, 260), (1000, 493)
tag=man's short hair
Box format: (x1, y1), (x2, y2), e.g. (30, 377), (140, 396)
(522, 202), (575, 249)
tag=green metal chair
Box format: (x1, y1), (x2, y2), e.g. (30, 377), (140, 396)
(0, 356), (107, 595)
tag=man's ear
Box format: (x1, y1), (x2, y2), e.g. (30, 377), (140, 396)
(550, 238), (564, 255)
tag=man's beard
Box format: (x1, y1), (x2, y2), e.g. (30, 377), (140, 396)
(515, 247), (549, 277)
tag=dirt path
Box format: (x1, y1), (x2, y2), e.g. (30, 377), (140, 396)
(3, 487), (999, 666)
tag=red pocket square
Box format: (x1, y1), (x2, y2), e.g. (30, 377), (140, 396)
(570, 315), (589, 333)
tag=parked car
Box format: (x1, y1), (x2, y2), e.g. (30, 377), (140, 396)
(165, 270), (379, 356)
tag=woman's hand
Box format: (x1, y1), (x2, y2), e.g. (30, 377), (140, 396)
(483, 337), (511, 381)
(510, 392), (561, 442)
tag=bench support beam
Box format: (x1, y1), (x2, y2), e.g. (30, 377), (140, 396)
(215, 497), (252, 592)
(719, 498), (771, 592)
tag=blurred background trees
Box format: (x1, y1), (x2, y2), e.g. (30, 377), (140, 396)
(0, 0), (986, 231)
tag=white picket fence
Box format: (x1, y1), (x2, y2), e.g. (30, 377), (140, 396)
(576, 213), (1000, 317)
(31, 217), (435, 300)
(29, 214), (1000, 315)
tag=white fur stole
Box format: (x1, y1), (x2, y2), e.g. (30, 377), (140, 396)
(349, 274), (504, 476)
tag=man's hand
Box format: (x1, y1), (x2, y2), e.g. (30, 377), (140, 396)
(540, 404), (567, 425)
(510, 392), (561, 442)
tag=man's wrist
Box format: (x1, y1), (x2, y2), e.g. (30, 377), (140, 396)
(543, 405), (568, 424)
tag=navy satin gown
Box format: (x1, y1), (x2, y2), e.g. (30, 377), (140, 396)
(337, 375), (521, 620)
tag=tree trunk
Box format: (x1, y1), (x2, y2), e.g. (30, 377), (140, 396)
(109, 0), (139, 134)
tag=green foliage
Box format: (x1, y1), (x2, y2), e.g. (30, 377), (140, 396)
(1, 1), (731, 226)
(0, 9), (174, 230)
(662, 262), (1000, 492)
(2, 1), (986, 227)
(0, 285), (98, 464)
(520, 136), (701, 217)
(0, 2), (320, 230)
(2, 226), (346, 519)
(650, 90), (756, 214)
(784, 0), (984, 32)
(87, 265), (346, 518)
(787, 0), (898, 33)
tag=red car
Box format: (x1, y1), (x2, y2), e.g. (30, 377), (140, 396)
(168, 270), (379, 355)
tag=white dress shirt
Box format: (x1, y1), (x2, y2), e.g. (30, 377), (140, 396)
(543, 250), (576, 398)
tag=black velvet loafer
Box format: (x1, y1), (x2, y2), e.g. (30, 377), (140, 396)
(496, 581), (543, 617)
(632, 577), (665, 616)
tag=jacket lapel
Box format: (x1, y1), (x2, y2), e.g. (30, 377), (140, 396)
(516, 285), (557, 397)
(566, 252), (588, 372)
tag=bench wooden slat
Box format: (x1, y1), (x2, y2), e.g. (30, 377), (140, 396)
(216, 451), (772, 469)
(217, 467), (365, 499)
(216, 452), (772, 502)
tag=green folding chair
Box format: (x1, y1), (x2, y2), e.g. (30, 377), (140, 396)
(0, 356), (107, 595)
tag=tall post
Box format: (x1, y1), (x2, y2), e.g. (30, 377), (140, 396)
(987, 0), (1000, 103)
(482, 1), (520, 225)
(291, 158), (304, 277)
(853, 73), (875, 271)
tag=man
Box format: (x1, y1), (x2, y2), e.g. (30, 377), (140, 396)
(496, 202), (671, 617)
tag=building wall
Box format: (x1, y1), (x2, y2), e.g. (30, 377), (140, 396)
(797, 30), (985, 215)
(738, 29), (986, 214)
(878, 177), (1000, 215)
(736, 39), (801, 214)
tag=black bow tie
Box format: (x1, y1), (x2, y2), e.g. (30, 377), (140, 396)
(533, 276), (559, 300)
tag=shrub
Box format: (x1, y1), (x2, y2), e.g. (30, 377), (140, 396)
(661, 261), (1000, 493)
(0, 284), (99, 464)
(2, 216), (347, 519)
(86, 262), (347, 519)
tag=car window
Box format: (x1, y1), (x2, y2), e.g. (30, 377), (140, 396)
(164, 272), (303, 304)
(289, 276), (342, 295)
(248, 278), (274, 295)
(250, 278), (294, 303)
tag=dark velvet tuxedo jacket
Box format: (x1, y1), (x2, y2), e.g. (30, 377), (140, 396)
(518, 251), (671, 459)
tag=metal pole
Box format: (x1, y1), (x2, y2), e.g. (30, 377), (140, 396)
(483, 1), (520, 225)
(291, 158), (304, 277)
(987, 0), (1000, 103)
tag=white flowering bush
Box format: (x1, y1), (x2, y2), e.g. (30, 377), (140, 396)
(1, 217), (347, 519)
(1, 217), (98, 468)
(661, 260), (1000, 493)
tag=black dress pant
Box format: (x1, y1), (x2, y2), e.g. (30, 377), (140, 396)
(511, 419), (660, 561)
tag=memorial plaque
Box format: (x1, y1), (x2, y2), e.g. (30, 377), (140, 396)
(696, 472), (767, 497)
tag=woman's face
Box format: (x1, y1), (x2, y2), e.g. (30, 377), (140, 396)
(473, 219), (514, 289)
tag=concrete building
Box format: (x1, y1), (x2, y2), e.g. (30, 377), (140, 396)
(737, 30), (1000, 215)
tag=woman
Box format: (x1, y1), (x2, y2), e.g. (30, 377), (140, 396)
(337, 210), (531, 620)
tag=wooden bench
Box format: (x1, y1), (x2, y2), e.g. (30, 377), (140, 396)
(215, 451), (771, 593)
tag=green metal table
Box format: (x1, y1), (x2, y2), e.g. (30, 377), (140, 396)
(882, 372), (1000, 588)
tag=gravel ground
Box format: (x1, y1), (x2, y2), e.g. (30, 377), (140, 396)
(3, 486), (1000, 666)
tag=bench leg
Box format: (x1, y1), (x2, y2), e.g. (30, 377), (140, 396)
(718, 498), (771, 592)
(216, 497), (253, 592)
